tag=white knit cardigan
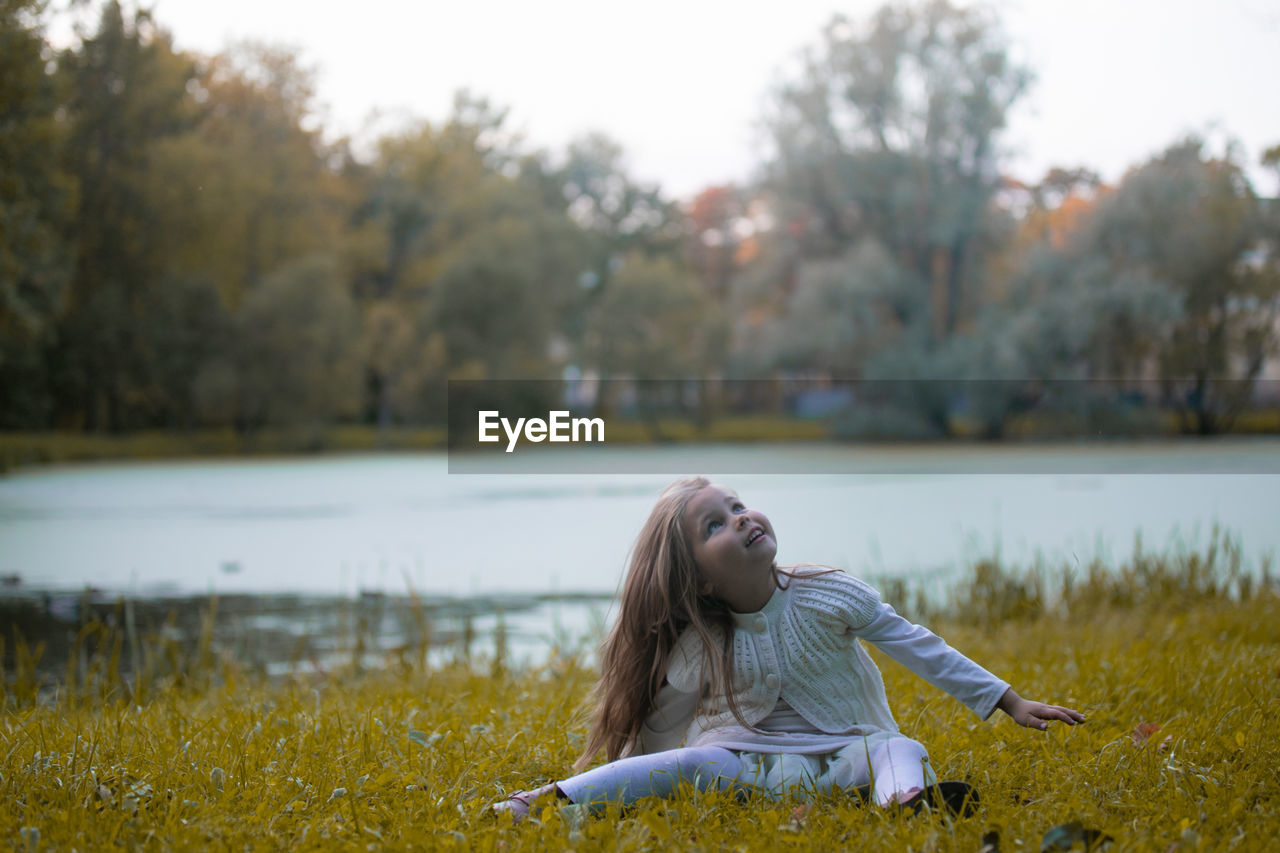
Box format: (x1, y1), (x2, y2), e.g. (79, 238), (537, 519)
(638, 569), (1010, 754)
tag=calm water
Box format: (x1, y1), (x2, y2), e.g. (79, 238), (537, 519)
(3, 441), (1278, 599)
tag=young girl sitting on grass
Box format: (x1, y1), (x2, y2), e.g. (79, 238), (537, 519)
(495, 477), (1084, 821)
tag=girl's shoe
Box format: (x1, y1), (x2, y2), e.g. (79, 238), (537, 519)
(848, 781), (979, 816)
(491, 782), (565, 824)
(900, 781), (979, 817)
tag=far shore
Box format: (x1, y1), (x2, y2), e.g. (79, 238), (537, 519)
(3, 411), (1279, 474)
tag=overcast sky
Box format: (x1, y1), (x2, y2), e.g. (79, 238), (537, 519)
(80, 0), (1280, 198)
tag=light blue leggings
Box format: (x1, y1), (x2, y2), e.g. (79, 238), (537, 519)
(557, 737), (932, 812)
(558, 746), (743, 811)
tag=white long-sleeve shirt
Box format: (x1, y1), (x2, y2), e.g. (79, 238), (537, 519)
(638, 568), (1010, 755)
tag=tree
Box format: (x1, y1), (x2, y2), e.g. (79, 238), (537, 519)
(584, 254), (727, 433)
(686, 185), (751, 301)
(130, 272), (229, 428)
(559, 134), (684, 276)
(360, 299), (443, 429)
(0, 0), (72, 427)
(941, 253), (1180, 438)
(586, 254), (722, 380)
(115, 42), (348, 430)
(553, 134), (687, 352)
(935, 167), (1181, 438)
(346, 96), (585, 425)
(194, 254), (360, 432)
(51, 0), (199, 430)
(429, 212), (581, 379)
(346, 92), (513, 306)
(759, 239), (911, 375)
(1078, 138), (1277, 433)
(758, 0), (1032, 372)
(147, 42), (346, 309)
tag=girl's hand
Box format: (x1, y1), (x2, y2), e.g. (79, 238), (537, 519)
(997, 687), (1085, 730)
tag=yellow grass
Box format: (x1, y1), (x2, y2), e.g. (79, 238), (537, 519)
(3, 565), (1277, 851)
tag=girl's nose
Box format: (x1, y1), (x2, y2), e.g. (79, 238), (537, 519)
(736, 513), (749, 529)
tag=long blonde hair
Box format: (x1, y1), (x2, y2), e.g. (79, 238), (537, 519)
(575, 476), (777, 770)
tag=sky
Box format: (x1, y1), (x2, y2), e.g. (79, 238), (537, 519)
(65, 0), (1280, 199)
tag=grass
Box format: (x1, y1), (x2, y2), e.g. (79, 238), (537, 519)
(2, 547), (1278, 851)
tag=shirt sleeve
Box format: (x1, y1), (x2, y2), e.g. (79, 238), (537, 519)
(638, 680), (700, 754)
(854, 602), (1010, 720)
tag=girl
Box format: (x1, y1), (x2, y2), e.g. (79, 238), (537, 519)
(495, 477), (1084, 821)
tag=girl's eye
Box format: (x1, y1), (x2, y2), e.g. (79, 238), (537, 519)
(732, 504), (746, 514)
(708, 520), (722, 534)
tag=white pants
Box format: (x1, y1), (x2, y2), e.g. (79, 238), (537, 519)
(558, 734), (935, 812)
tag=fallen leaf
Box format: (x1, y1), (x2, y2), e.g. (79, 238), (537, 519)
(1132, 721), (1161, 746)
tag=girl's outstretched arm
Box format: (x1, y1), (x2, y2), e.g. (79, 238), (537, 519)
(996, 687), (1085, 730)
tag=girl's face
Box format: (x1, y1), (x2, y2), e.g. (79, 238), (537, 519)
(680, 484), (778, 613)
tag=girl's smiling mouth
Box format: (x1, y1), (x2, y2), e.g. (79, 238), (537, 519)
(746, 527), (765, 547)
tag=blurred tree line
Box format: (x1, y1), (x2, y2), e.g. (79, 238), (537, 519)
(2, 0), (1277, 439)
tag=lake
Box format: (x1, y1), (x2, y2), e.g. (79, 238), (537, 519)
(2, 440), (1277, 661)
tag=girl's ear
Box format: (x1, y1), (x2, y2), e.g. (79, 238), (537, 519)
(698, 578), (715, 596)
